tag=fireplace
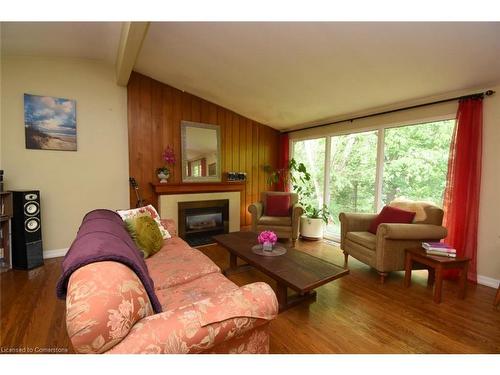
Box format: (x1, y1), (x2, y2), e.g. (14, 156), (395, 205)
(178, 199), (229, 247)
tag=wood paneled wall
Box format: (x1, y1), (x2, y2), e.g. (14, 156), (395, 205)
(128, 72), (280, 226)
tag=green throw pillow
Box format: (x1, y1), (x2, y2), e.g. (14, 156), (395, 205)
(125, 215), (164, 258)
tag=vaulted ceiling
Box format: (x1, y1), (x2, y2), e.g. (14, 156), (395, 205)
(1, 22), (121, 65)
(3, 22), (500, 130)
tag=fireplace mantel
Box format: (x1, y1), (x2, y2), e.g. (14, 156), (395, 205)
(151, 181), (245, 195)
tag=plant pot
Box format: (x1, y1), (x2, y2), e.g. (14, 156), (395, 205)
(157, 171), (170, 183)
(300, 216), (324, 240)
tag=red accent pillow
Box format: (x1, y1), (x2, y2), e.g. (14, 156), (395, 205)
(266, 195), (291, 217)
(368, 205), (416, 234)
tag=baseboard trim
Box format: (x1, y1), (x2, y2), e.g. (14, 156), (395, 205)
(43, 248), (69, 259)
(477, 275), (500, 289)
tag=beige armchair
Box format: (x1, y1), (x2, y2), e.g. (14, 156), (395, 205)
(339, 200), (448, 283)
(248, 191), (304, 246)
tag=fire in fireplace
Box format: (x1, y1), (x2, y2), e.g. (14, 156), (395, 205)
(178, 199), (229, 247)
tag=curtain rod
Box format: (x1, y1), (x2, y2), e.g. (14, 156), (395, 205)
(284, 89), (495, 134)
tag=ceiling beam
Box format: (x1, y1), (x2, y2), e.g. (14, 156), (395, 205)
(115, 22), (150, 86)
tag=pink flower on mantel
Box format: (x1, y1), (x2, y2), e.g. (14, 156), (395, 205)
(162, 146), (176, 165)
(258, 231), (277, 246)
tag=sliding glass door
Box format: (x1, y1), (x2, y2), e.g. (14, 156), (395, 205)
(291, 118), (455, 242)
(325, 131), (378, 239)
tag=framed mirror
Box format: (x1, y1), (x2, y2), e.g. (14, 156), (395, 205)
(181, 121), (221, 182)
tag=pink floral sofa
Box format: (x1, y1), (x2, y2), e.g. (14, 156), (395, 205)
(65, 220), (278, 354)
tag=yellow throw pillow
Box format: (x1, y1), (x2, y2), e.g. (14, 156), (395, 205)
(125, 215), (164, 258)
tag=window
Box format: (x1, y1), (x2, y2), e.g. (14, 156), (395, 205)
(327, 130), (378, 237)
(382, 120), (455, 205)
(292, 138), (326, 210)
(190, 160), (202, 177)
(292, 118), (455, 241)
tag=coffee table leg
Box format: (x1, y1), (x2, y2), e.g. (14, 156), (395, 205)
(277, 283), (288, 311)
(229, 252), (237, 269)
(276, 283), (317, 312)
(434, 267), (443, 303)
(458, 262), (468, 299)
(223, 252), (253, 276)
(427, 268), (435, 287)
(404, 252), (413, 287)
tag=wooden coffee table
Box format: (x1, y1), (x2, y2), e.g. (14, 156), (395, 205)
(213, 231), (349, 312)
(404, 247), (470, 303)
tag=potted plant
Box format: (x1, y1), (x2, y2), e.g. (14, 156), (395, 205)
(263, 158), (311, 190)
(300, 204), (330, 240)
(157, 146), (176, 183)
(264, 159), (330, 240)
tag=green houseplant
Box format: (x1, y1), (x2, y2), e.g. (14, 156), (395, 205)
(299, 204), (330, 240)
(264, 159), (330, 240)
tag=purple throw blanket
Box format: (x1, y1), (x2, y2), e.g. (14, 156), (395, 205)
(56, 209), (162, 313)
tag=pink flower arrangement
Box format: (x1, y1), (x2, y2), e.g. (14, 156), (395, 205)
(258, 230), (278, 246)
(162, 146), (176, 165)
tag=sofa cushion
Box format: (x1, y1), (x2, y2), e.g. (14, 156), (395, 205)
(265, 194), (291, 217)
(117, 205), (171, 239)
(258, 215), (292, 226)
(160, 219), (177, 236)
(346, 231), (377, 250)
(125, 215), (163, 258)
(368, 205), (416, 234)
(156, 273), (238, 311)
(146, 240), (220, 290)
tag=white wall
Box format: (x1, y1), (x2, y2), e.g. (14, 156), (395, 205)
(290, 86), (500, 285)
(1, 56), (129, 253)
(477, 86), (500, 285)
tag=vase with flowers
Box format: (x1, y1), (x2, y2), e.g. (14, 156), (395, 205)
(258, 230), (278, 252)
(157, 146), (176, 183)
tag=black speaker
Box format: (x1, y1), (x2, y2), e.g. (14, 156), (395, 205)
(11, 190), (44, 270)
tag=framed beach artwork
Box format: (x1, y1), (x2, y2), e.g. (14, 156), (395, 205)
(24, 93), (77, 151)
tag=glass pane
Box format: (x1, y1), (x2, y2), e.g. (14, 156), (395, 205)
(292, 138), (326, 210)
(382, 120), (455, 206)
(326, 131), (378, 238)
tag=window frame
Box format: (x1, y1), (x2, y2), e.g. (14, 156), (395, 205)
(291, 113), (456, 241)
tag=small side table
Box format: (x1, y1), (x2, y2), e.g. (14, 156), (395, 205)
(404, 247), (470, 303)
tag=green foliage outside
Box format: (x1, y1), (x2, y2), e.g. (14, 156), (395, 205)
(292, 120), (455, 235)
(329, 130), (378, 227)
(382, 120), (455, 205)
(292, 138), (326, 209)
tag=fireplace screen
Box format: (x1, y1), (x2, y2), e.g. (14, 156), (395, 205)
(178, 199), (229, 247)
(186, 213), (223, 231)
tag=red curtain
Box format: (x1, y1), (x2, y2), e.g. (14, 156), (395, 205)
(278, 133), (290, 191)
(443, 98), (483, 282)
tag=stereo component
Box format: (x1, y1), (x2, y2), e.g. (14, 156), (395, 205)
(11, 190), (43, 269)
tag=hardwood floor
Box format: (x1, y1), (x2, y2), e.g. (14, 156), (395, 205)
(1, 239), (499, 353)
(0, 259), (72, 353)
